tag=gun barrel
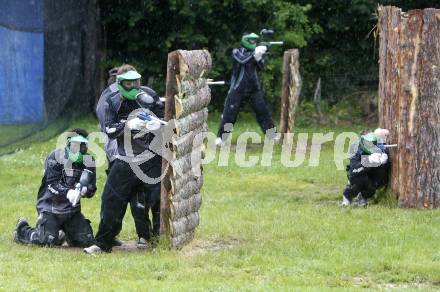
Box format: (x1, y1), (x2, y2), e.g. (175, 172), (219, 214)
(138, 112), (168, 125)
(207, 81), (225, 85)
(151, 116), (168, 125)
(269, 41), (284, 45)
(158, 119), (168, 125)
(260, 29), (274, 36)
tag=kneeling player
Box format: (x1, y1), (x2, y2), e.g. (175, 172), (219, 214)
(14, 129), (97, 247)
(341, 129), (391, 207)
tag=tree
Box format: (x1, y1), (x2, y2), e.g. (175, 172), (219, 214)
(378, 6), (440, 208)
(100, 0), (319, 111)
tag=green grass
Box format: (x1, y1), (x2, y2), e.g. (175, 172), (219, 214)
(0, 116), (71, 156)
(1, 114), (440, 290)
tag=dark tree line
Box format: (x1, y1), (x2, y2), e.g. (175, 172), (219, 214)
(100, 0), (439, 113)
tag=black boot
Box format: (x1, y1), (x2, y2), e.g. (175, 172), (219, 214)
(14, 217), (29, 244)
(112, 237), (124, 247)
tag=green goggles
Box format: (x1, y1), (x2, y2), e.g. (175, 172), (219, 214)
(120, 79), (141, 91)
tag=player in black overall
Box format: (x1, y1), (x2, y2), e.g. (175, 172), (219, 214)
(216, 33), (276, 144)
(14, 129), (96, 247)
(341, 129), (391, 207)
(96, 65), (162, 248)
(85, 69), (164, 254)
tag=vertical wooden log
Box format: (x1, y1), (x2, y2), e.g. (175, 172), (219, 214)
(161, 50), (211, 248)
(378, 6), (403, 199)
(415, 9), (440, 208)
(378, 6), (440, 208)
(160, 51), (179, 237)
(313, 78), (322, 124)
(279, 49), (301, 139)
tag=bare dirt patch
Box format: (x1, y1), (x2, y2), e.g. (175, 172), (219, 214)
(112, 240), (153, 253)
(181, 238), (241, 256)
(59, 240), (153, 253)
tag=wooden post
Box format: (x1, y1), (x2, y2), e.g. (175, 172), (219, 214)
(378, 6), (440, 208)
(160, 50), (211, 248)
(279, 49), (302, 139)
(160, 51), (179, 238)
(313, 78), (323, 124)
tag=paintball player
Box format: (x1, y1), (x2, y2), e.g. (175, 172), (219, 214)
(84, 67), (164, 254)
(216, 32), (276, 145)
(341, 128), (391, 207)
(96, 64), (161, 248)
(14, 129), (96, 247)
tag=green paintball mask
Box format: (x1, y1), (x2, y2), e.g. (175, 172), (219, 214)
(241, 33), (259, 50)
(359, 133), (381, 155)
(117, 70), (142, 100)
(66, 135), (88, 163)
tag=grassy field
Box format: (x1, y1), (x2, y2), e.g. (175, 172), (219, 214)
(1, 114), (440, 290)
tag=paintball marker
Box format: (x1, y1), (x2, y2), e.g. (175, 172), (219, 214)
(206, 79), (225, 86)
(72, 169), (94, 206)
(378, 143), (398, 151)
(260, 29), (274, 36)
(137, 112), (168, 126)
(259, 28), (283, 48)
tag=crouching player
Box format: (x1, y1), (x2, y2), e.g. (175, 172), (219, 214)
(341, 128), (391, 207)
(14, 129), (97, 247)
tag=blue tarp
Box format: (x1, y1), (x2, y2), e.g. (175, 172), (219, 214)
(0, 0), (44, 124)
(0, 0), (43, 32)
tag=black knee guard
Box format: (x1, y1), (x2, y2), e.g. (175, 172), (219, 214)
(35, 217), (59, 246)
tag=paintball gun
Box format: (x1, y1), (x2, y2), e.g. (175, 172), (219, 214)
(72, 169), (94, 206)
(378, 143), (398, 151)
(259, 28), (284, 48)
(137, 112), (168, 126)
(206, 79), (225, 86)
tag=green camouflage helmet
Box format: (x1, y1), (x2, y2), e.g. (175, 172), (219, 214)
(66, 135), (88, 163)
(359, 132), (381, 155)
(241, 32), (259, 50)
(117, 70), (142, 100)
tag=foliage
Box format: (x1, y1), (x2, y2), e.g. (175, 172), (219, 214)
(100, 0), (320, 110)
(100, 0), (440, 121)
(297, 0), (440, 103)
(295, 97), (372, 128)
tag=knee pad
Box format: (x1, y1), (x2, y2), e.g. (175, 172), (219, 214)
(39, 232), (57, 246)
(35, 217), (58, 246)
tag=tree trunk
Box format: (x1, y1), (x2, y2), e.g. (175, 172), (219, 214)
(160, 50), (211, 248)
(378, 6), (440, 208)
(160, 51), (179, 237)
(313, 78), (323, 124)
(279, 49), (302, 139)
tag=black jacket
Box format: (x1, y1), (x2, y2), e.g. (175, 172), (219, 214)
(347, 145), (390, 179)
(36, 148), (96, 214)
(96, 84), (161, 132)
(104, 88), (164, 157)
(96, 84), (162, 162)
(229, 47), (265, 93)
